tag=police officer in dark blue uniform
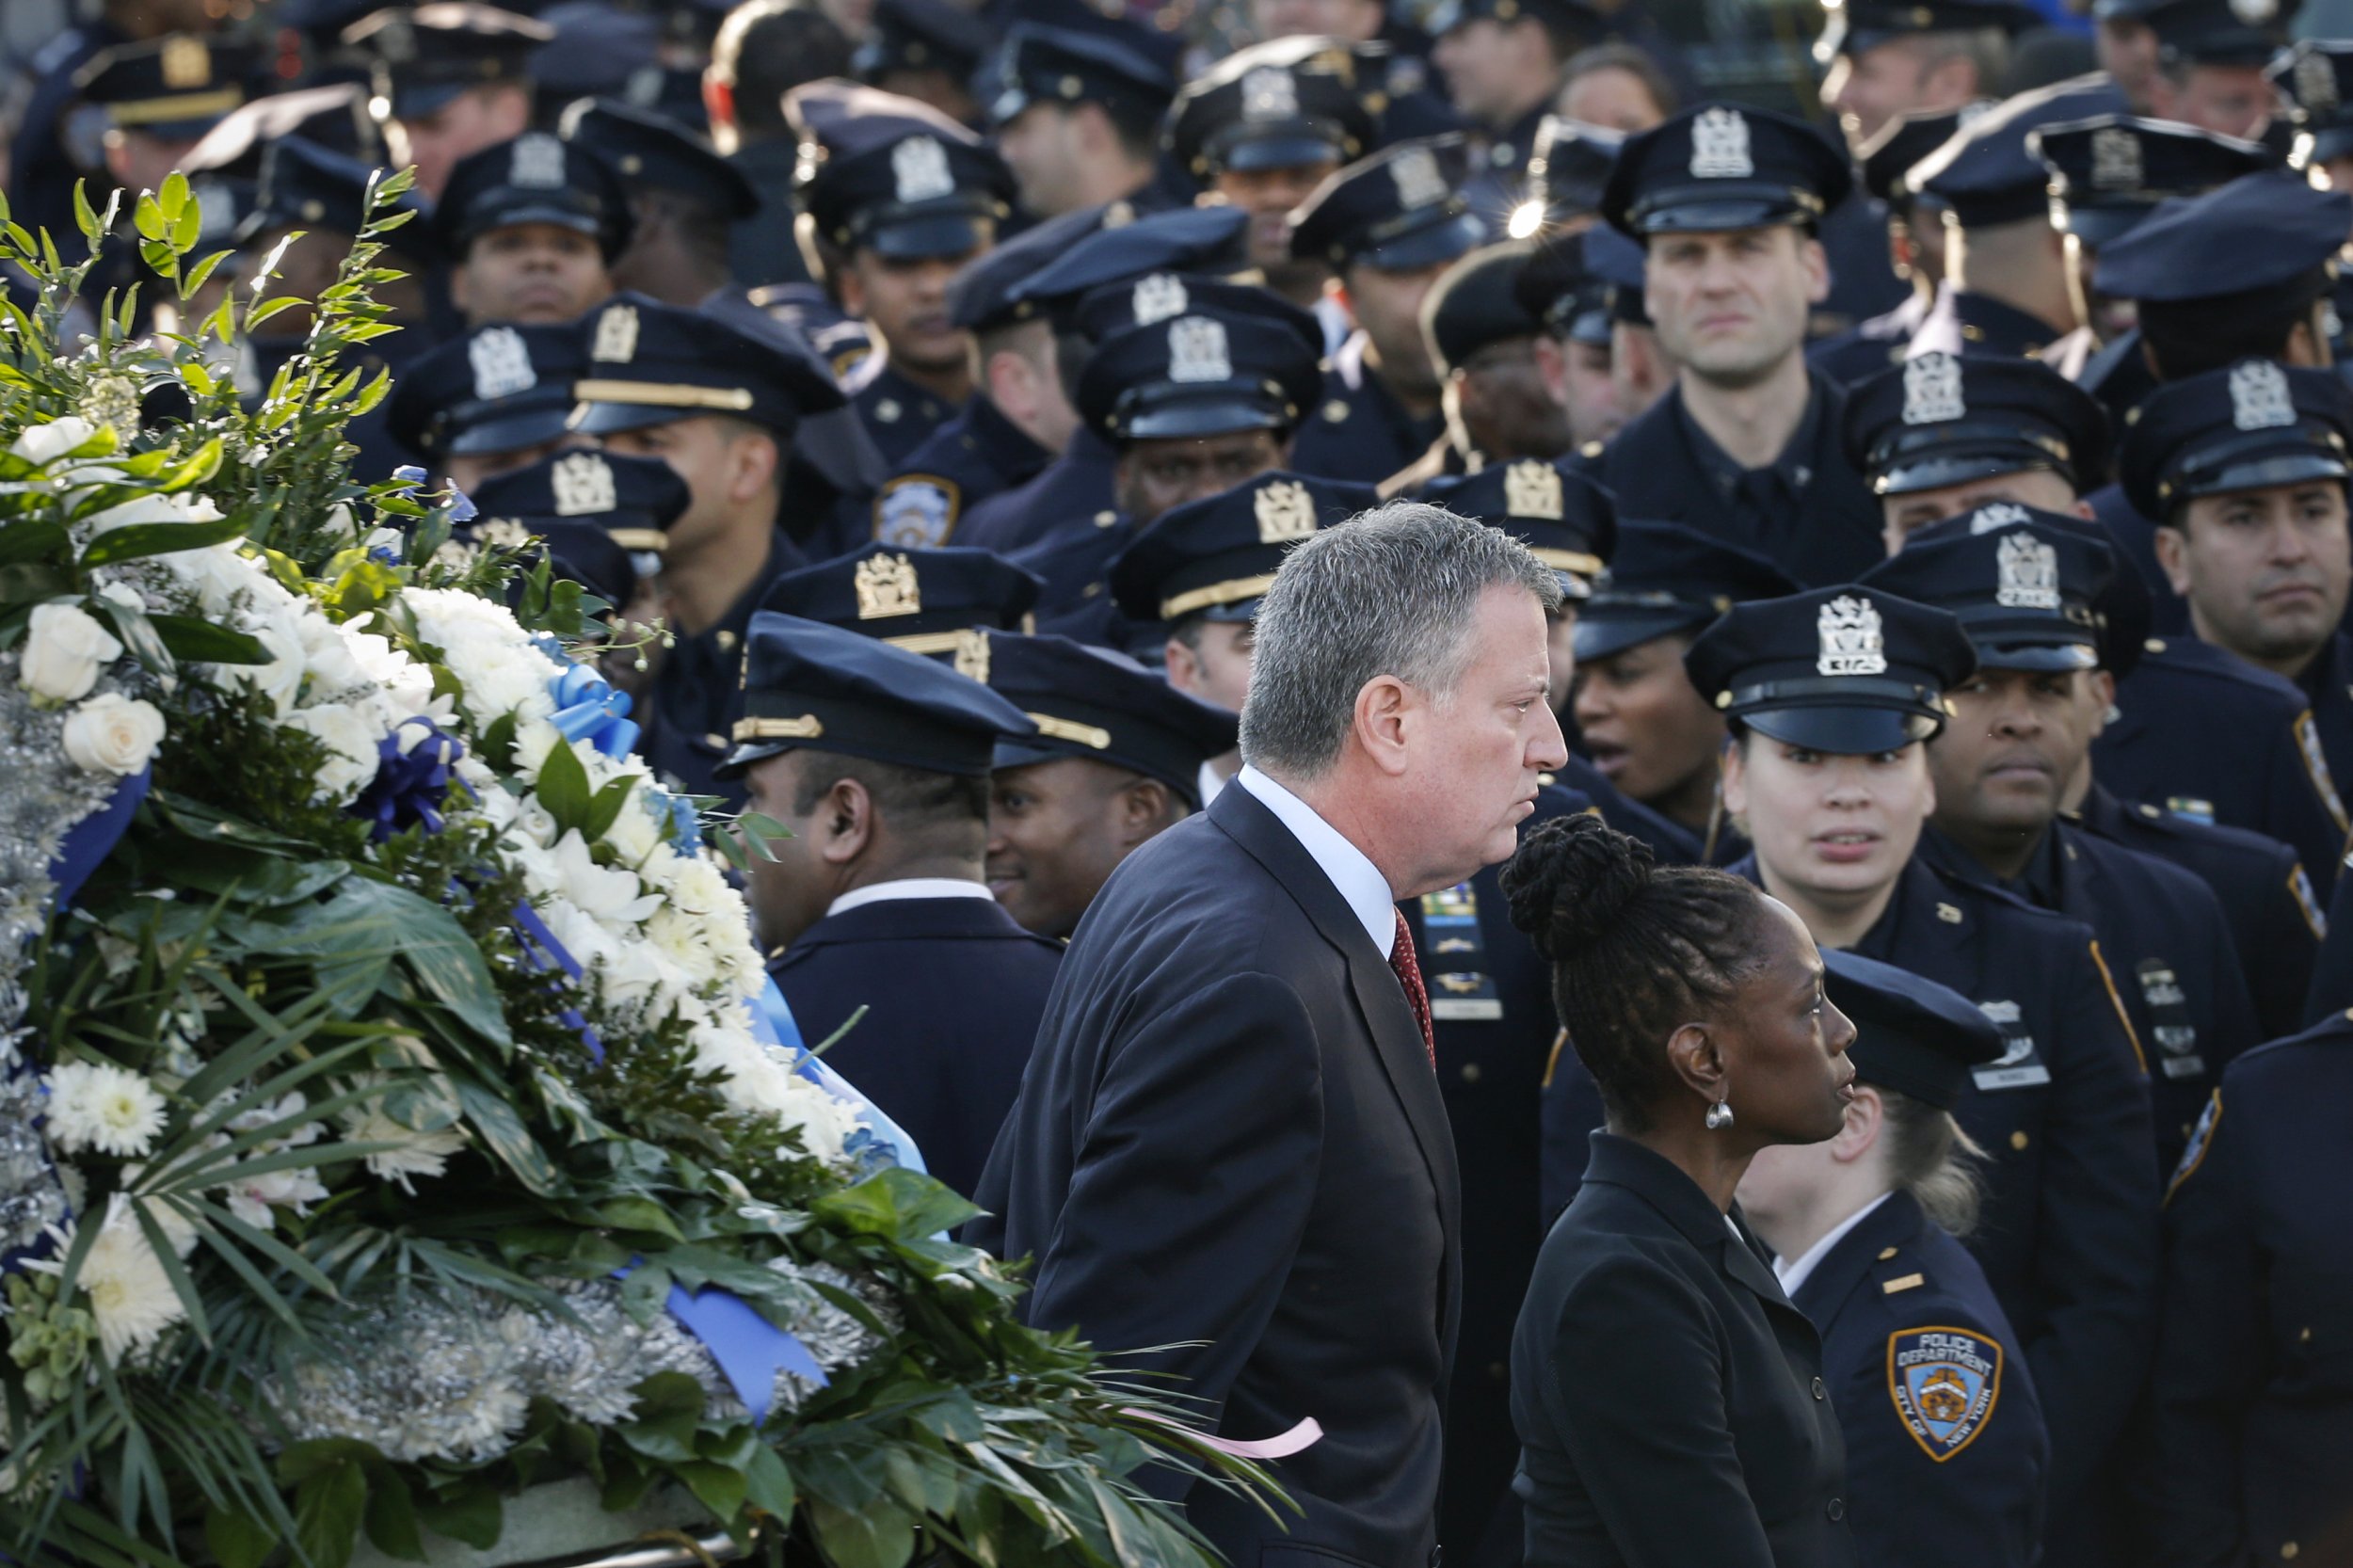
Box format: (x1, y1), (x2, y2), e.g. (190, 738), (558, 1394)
(2271, 38), (2353, 185)
(875, 206), (1111, 546)
(1808, 105), (1976, 388)
(983, 22), (1191, 220)
(1010, 290), (1324, 642)
(1686, 584), (2158, 1567)
(1737, 948), (2050, 1568)
(720, 614), (1060, 1198)
(463, 447), (691, 613)
(432, 130), (633, 331)
(559, 98), (761, 309)
(2086, 169), (2349, 628)
(7, 0), (192, 269)
(1862, 504), (2263, 1169)
(1385, 241), (1572, 491)
(569, 294), (845, 805)
(1583, 102), (1887, 587)
(855, 0), (994, 127)
(2099, 360), (2352, 897)
(1902, 78), (2126, 361)
(953, 206), (1253, 554)
(340, 3), (550, 203)
(786, 84), (1017, 471)
(760, 541), (1045, 685)
(1428, 0), (1605, 224)
(388, 319), (586, 494)
(2153, 1004), (2353, 1566)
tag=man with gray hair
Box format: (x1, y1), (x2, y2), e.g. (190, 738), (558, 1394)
(969, 503), (1568, 1564)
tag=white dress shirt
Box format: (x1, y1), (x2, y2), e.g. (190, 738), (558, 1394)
(824, 876), (994, 920)
(1770, 1192), (1892, 1295)
(1235, 764), (1397, 957)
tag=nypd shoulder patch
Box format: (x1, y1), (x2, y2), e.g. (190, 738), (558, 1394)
(1886, 1325), (2003, 1463)
(2167, 1089), (2222, 1203)
(873, 475), (961, 549)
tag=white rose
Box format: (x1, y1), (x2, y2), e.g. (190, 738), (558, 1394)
(234, 616), (306, 714)
(9, 417), (96, 466)
(296, 614), (366, 697)
(513, 795), (560, 848)
(62, 694), (166, 776)
(283, 702), (386, 803)
(19, 601), (124, 703)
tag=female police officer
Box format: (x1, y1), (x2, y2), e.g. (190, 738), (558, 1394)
(1500, 810), (1859, 1566)
(1690, 584), (2158, 1565)
(1740, 948), (2050, 1568)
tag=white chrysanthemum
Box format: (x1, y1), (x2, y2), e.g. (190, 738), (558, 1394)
(75, 1197), (186, 1363)
(44, 1060), (168, 1158)
(643, 905), (725, 990)
(402, 587), (563, 731)
(691, 1023), (863, 1161)
(665, 856), (733, 919)
(339, 624), (448, 723)
(234, 616), (308, 714)
(282, 701), (390, 803)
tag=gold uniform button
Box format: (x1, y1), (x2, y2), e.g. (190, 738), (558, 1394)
(1094, 509), (1117, 527)
(1082, 581), (1104, 598)
(1323, 399), (1350, 423)
(2010, 1130), (2030, 1151)
(2282, 1544), (2299, 1560)
(1461, 1063), (1482, 1084)
(704, 732), (727, 749)
(1877, 1246), (1898, 1261)
(2300, 1326), (2314, 1344)
(715, 629), (738, 652)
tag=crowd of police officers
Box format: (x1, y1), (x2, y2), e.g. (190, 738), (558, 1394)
(8, 0), (2353, 1558)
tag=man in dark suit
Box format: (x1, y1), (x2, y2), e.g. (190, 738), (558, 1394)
(971, 503), (1572, 1566)
(724, 613), (1061, 1199)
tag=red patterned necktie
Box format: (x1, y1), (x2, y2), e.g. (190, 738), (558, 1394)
(1390, 909), (1436, 1071)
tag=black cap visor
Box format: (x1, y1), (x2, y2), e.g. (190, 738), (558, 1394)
(854, 206), (995, 260)
(1113, 384), (1297, 441)
(1216, 127), (1348, 175)
(1966, 633), (2101, 671)
(1572, 602), (1711, 661)
(2164, 439), (2353, 508)
(444, 399), (575, 456)
(1629, 184), (1821, 235)
(1739, 698), (1944, 754)
(1872, 446), (2070, 496)
(390, 79), (472, 120)
(460, 197), (606, 250)
(1355, 208), (1489, 271)
(716, 691), (1001, 780)
(2057, 200), (2157, 248)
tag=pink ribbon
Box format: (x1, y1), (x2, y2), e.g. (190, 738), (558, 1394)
(1123, 1410), (1324, 1460)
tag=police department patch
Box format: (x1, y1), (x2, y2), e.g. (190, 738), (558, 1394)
(1887, 1326), (2003, 1463)
(873, 476), (960, 548)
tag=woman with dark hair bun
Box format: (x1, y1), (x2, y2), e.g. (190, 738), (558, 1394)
(1501, 810), (1861, 1568)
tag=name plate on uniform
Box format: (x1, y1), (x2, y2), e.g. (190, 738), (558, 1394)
(1420, 883), (1502, 1021)
(1972, 1000), (2050, 1090)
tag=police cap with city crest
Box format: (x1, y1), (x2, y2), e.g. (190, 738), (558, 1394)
(236, 136), (440, 263)
(1859, 503), (2117, 671)
(2142, 0), (2284, 69)
(1110, 470), (1375, 624)
(1006, 205), (1252, 328)
(947, 205), (1117, 334)
(1821, 949), (2004, 1109)
(1602, 101), (1852, 237)
(468, 448), (691, 556)
(2118, 360), (2353, 521)
(570, 293), (848, 439)
(1422, 241), (1546, 376)
(717, 613), (1037, 779)
(985, 21), (1179, 131)
(761, 543), (1045, 677)
(2092, 168), (2349, 307)
(855, 0), (994, 88)
(1289, 135), (1490, 272)
(75, 34), (261, 139)
(1843, 351), (2112, 496)
(342, 4), (552, 120)
(1523, 117), (1626, 229)
(1813, 0), (2041, 65)
(1683, 585), (1977, 753)
(388, 322), (586, 461)
(1074, 299), (1324, 442)
(434, 131), (634, 260)
(560, 98), (759, 222)
(1165, 36), (1377, 183)
(2031, 114), (2275, 247)
(2271, 40), (2353, 168)
(1907, 76), (2125, 229)
(1422, 458), (1616, 599)
(790, 83), (1015, 258)
(982, 632), (1240, 806)
(1575, 520), (1801, 660)
(1072, 273), (1322, 350)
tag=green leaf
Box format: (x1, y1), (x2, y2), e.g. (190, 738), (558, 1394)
(580, 776), (632, 843)
(151, 613), (267, 664)
(273, 879), (511, 1048)
(72, 182), (100, 248)
(183, 248), (231, 298)
(811, 1166), (980, 1240)
(78, 514), (246, 568)
(291, 1451), (367, 1568)
(158, 171), (188, 223)
(0, 519), (67, 565)
(90, 595), (172, 677)
(161, 435), (224, 489)
(170, 192), (202, 252)
(455, 1078), (563, 1195)
(360, 1470), (426, 1563)
(203, 1506), (277, 1568)
(133, 195), (167, 243)
(535, 733), (591, 834)
(808, 1497), (917, 1568)
(0, 562), (72, 604)
(674, 1460), (748, 1523)
(414, 1487), (502, 1550)
(741, 1444), (796, 1523)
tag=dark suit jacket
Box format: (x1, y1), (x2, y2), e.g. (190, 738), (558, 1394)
(969, 784), (1462, 1568)
(1512, 1133), (1853, 1568)
(769, 894), (1061, 1199)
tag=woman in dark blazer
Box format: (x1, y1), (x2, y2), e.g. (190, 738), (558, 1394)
(1501, 812), (1860, 1568)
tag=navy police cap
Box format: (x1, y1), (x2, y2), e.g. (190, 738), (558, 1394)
(2144, 0), (2285, 69)
(1513, 232), (1614, 345)
(467, 448), (690, 555)
(1007, 205), (1252, 325)
(947, 204), (1118, 333)
(1422, 241), (1545, 376)
(1859, 504), (2117, 672)
(1909, 76), (2125, 228)
(343, 5), (551, 120)
(983, 632), (1240, 806)
(1074, 302), (1324, 442)
(1843, 351), (2111, 496)
(570, 293), (848, 440)
(184, 81), (380, 180)
(855, 0), (994, 85)
(1574, 520), (1799, 662)
(2094, 169), (2350, 304)
(1525, 117), (1626, 227)
(76, 34), (259, 139)
(1822, 949), (2004, 1110)
(1582, 224), (1652, 327)
(2272, 40), (2353, 168)
(1166, 36), (1378, 182)
(1858, 104), (1978, 208)
(718, 612), (1037, 779)
(761, 543), (1045, 679)
(388, 322), (585, 461)
(2118, 360), (2353, 520)
(1603, 101), (1852, 237)
(789, 83), (1015, 258)
(1289, 135), (1490, 271)
(2031, 114), (2275, 247)
(435, 131), (633, 260)
(985, 22), (1179, 130)
(1110, 470), (1375, 625)
(1423, 458), (1616, 599)
(561, 98), (758, 222)
(1072, 273), (1321, 351)
(237, 136), (439, 260)
(1683, 585), (1977, 755)
(1816, 0), (2041, 65)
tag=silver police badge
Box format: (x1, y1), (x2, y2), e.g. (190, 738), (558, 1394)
(1902, 351), (1965, 425)
(1167, 316), (1232, 383)
(2230, 358), (2297, 430)
(1816, 594), (1887, 677)
(508, 133), (568, 191)
(2297, 49), (2340, 113)
(551, 452), (617, 516)
(1994, 532), (2060, 609)
(1389, 146), (1448, 210)
(592, 302), (639, 363)
(874, 476), (958, 549)
(469, 326), (539, 402)
(891, 136), (955, 203)
(1132, 272), (1189, 326)
(1254, 478), (1318, 542)
(1505, 459), (1565, 520)
(1689, 107), (1753, 180)
(2090, 126), (2143, 193)
(1241, 67), (1299, 122)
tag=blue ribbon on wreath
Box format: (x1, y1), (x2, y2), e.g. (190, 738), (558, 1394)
(537, 641), (639, 760)
(352, 717), (466, 842)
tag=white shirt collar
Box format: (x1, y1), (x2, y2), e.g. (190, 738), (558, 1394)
(1235, 764), (1396, 957)
(1771, 1192), (1892, 1296)
(825, 876), (995, 919)
(1197, 759), (1228, 808)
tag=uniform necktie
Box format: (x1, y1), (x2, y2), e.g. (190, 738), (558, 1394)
(1390, 909), (1436, 1071)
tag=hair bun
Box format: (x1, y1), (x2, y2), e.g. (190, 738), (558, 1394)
(1500, 812), (1655, 960)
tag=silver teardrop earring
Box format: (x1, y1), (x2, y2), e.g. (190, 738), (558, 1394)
(1705, 1097), (1735, 1131)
